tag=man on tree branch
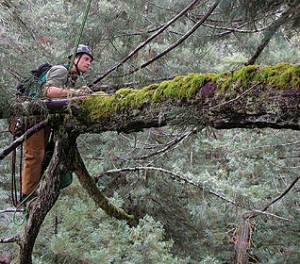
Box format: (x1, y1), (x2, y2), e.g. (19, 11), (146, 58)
(21, 44), (94, 204)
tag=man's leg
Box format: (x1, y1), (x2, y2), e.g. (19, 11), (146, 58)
(21, 129), (46, 196)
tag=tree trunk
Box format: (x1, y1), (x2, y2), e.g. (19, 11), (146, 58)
(234, 216), (251, 264)
(17, 135), (70, 263)
(15, 131), (133, 262)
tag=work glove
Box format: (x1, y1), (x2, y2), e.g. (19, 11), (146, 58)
(78, 86), (93, 95)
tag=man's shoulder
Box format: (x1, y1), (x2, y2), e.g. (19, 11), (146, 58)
(44, 64), (69, 87)
(46, 65), (68, 78)
(50, 64), (68, 72)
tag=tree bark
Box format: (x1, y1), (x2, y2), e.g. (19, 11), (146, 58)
(1, 64), (299, 162)
(75, 64), (300, 133)
(234, 216), (251, 264)
(17, 135), (70, 263)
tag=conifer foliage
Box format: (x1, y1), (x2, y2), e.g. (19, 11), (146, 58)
(0, 0), (299, 263)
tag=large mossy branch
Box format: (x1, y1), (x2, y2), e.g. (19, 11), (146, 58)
(78, 63), (300, 132)
(2, 63), (300, 131)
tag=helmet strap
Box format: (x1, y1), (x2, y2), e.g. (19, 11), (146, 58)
(74, 54), (83, 74)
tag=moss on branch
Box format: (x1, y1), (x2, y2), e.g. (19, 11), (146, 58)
(81, 64), (300, 121)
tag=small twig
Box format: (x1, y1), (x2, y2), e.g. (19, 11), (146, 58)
(127, 1), (219, 75)
(119, 133), (162, 150)
(101, 26), (163, 40)
(251, 210), (290, 222)
(245, 6), (296, 66)
(262, 176), (300, 212)
(109, 129), (196, 161)
(132, 129), (195, 160)
(0, 119), (47, 160)
(0, 208), (24, 214)
(209, 82), (263, 110)
(248, 175), (300, 220)
(0, 235), (19, 244)
(268, 159), (300, 169)
(95, 166), (235, 205)
(236, 140), (300, 153)
(203, 23), (267, 33)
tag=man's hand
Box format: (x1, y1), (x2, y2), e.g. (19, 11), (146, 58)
(67, 86), (94, 96)
(78, 86), (93, 95)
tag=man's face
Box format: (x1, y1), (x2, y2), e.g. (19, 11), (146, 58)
(75, 54), (93, 73)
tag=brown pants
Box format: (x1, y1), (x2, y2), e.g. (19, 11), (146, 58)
(21, 128), (50, 195)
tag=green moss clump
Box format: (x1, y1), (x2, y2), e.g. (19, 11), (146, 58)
(82, 92), (117, 121)
(152, 73), (215, 100)
(268, 65), (300, 88)
(220, 65), (259, 92)
(115, 88), (136, 98)
(217, 63), (300, 95)
(162, 81), (182, 99)
(143, 83), (160, 92)
(115, 88), (138, 109)
(115, 84), (160, 109)
(133, 87), (157, 107)
(153, 81), (170, 101)
(81, 86), (157, 121)
(180, 73), (208, 98)
(252, 63), (300, 89)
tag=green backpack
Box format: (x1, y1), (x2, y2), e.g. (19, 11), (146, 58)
(16, 62), (53, 97)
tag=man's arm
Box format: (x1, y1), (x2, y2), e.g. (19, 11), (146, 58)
(44, 86), (80, 98)
(42, 65), (82, 98)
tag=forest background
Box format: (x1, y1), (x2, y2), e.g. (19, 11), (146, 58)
(0, 0), (299, 263)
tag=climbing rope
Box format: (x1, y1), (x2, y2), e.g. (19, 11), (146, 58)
(11, 136), (23, 207)
(13, 177), (41, 226)
(11, 141), (18, 207)
(68, 0), (93, 71)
